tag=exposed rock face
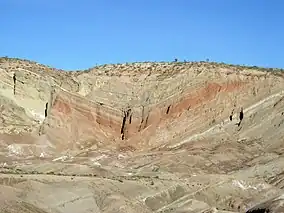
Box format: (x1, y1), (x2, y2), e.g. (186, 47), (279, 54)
(1, 57), (284, 212)
(42, 62), (284, 153)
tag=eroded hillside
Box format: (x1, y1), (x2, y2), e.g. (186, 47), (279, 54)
(1, 57), (284, 213)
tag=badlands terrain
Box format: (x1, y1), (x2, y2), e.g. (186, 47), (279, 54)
(0, 57), (284, 212)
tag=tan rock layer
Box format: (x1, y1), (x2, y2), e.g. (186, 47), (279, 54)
(42, 75), (280, 152)
(1, 57), (284, 153)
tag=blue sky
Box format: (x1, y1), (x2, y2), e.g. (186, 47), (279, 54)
(1, 0), (283, 70)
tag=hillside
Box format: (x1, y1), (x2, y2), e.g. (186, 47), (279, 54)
(1, 57), (284, 213)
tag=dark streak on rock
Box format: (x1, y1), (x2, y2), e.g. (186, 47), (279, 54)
(13, 73), (16, 95)
(166, 105), (171, 114)
(121, 108), (131, 140)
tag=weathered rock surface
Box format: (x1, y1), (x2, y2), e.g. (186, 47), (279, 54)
(1, 57), (284, 212)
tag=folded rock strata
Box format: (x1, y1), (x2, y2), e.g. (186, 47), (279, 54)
(1, 57), (284, 212)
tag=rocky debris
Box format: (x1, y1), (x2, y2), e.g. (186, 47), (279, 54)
(1, 57), (284, 212)
(245, 194), (284, 213)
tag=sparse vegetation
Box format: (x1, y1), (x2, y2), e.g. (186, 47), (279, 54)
(1, 56), (284, 75)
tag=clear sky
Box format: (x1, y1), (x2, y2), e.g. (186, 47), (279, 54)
(1, 0), (283, 70)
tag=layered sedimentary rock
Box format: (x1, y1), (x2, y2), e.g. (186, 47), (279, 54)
(1, 57), (284, 212)
(40, 61), (284, 153)
(1, 57), (284, 154)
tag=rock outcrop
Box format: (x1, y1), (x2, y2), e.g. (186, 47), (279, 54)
(1, 57), (284, 212)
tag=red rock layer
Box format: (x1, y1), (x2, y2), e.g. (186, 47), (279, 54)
(42, 74), (280, 152)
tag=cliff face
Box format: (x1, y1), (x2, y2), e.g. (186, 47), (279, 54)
(1, 57), (284, 213)
(39, 62), (284, 153)
(1, 57), (284, 159)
